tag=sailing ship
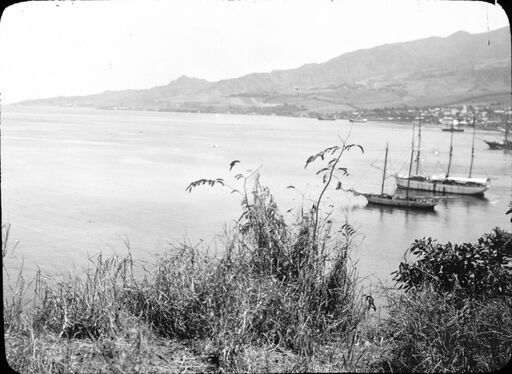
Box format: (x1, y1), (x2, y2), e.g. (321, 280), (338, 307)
(483, 111), (512, 150)
(349, 113), (367, 123)
(352, 141), (439, 210)
(395, 117), (490, 195)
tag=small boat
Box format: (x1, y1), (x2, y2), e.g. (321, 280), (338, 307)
(484, 113), (512, 150)
(317, 114), (336, 121)
(349, 113), (367, 123)
(483, 139), (512, 150)
(396, 116), (490, 196)
(441, 117), (464, 132)
(442, 126), (464, 132)
(355, 142), (439, 210)
(442, 117), (464, 131)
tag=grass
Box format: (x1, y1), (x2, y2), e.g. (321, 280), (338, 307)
(3, 179), (373, 373)
(369, 285), (512, 373)
(3, 180), (512, 373)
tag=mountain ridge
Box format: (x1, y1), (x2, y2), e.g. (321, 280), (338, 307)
(18, 26), (511, 113)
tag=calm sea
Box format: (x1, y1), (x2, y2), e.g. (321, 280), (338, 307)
(2, 106), (511, 290)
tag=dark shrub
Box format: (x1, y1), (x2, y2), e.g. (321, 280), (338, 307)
(393, 228), (512, 297)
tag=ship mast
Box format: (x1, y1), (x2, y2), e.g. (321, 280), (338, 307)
(406, 119), (416, 200)
(505, 109), (510, 143)
(468, 112), (476, 178)
(415, 116), (421, 175)
(381, 143), (389, 195)
(445, 118), (455, 178)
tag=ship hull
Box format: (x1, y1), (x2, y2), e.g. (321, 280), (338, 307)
(364, 194), (437, 209)
(442, 128), (464, 132)
(395, 176), (489, 195)
(484, 140), (512, 150)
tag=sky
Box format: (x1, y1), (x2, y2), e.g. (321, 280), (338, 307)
(0, 0), (509, 104)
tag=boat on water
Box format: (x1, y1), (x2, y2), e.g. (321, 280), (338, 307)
(483, 113), (512, 150)
(441, 117), (464, 132)
(484, 139), (512, 150)
(317, 114), (336, 121)
(363, 193), (439, 209)
(396, 117), (490, 196)
(353, 142), (439, 210)
(348, 112), (367, 123)
(395, 174), (490, 195)
(442, 126), (464, 132)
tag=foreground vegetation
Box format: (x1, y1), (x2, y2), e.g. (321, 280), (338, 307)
(3, 179), (373, 373)
(372, 226), (512, 373)
(3, 145), (512, 373)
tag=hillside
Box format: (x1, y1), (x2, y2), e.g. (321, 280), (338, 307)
(18, 27), (511, 113)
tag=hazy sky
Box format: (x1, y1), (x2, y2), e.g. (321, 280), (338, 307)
(0, 0), (509, 103)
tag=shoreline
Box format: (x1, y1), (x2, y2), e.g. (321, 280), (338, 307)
(4, 103), (508, 132)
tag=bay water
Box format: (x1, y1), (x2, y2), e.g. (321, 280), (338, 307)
(2, 106), (511, 291)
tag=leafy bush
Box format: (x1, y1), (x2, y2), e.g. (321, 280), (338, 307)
(393, 228), (512, 297)
(375, 224), (512, 373)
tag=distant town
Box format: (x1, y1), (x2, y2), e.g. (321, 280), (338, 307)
(145, 102), (511, 130)
(332, 103), (511, 129)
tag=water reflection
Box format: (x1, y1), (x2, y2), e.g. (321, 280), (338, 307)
(439, 194), (489, 208)
(362, 203), (438, 217)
